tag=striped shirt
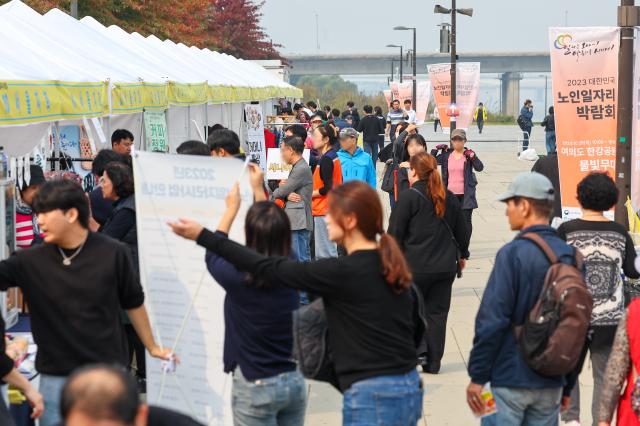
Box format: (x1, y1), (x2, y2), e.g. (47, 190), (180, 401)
(16, 212), (35, 249)
(386, 109), (406, 125)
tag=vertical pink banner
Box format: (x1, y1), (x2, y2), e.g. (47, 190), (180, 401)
(428, 62), (481, 132)
(383, 90), (392, 108)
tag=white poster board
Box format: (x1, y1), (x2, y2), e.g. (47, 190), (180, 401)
(266, 148), (311, 180)
(244, 104), (267, 170)
(133, 152), (252, 425)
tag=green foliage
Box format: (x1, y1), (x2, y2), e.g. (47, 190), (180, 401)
(291, 75), (387, 112)
(487, 112), (515, 123)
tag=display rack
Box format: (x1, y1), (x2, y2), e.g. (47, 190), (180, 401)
(0, 179), (18, 329)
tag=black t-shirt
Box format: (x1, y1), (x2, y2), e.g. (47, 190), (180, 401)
(357, 115), (384, 143)
(197, 230), (419, 391)
(0, 232), (144, 375)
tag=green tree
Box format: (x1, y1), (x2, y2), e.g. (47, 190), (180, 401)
(292, 75), (387, 113)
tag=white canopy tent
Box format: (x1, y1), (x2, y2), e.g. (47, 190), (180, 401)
(0, 0), (300, 156)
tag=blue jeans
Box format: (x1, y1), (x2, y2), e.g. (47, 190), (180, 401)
(232, 368), (307, 426)
(313, 217), (337, 259)
(523, 127), (532, 150)
(291, 229), (311, 303)
(481, 387), (562, 426)
(39, 374), (68, 426)
(522, 126), (531, 151)
(342, 370), (423, 426)
(363, 141), (379, 163)
(291, 230), (310, 262)
(545, 131), (556, 154)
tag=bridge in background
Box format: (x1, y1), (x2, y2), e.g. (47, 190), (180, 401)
(286, 52), (550, 117)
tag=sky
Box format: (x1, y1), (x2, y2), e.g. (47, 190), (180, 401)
(260, 0), (618, 56)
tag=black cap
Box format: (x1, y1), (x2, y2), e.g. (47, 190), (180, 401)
(28, 165), (45, 187)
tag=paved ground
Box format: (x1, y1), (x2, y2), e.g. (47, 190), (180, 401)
(304, 125), (595, 425)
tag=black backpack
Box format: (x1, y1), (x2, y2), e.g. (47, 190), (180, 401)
(517, 114), (527, 130)
(514, 233), (592, 377)
(292, 284), (428, 391)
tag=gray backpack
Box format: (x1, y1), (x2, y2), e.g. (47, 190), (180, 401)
(292, 284), (428, 391)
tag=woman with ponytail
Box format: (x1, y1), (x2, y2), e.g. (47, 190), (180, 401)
(388, 152), (471, 374)
(170, 172), (424, 426)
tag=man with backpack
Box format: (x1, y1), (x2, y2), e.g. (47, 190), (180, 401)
(466, 172), (591, 425)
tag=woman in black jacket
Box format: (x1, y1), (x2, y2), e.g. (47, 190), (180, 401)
(431, 129), (483, 237)
(170, 175), (424, 426)
(96, 162), (145, 389)
(388, 152), (470, 374)
(396, 134), (427, 196)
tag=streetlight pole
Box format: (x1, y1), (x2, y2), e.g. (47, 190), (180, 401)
(434, 2), (472, 132)
(386, 45), (404, 83)
(539, 74), (548, 113)
(400, 45), (403, 83)
(615, 0), (638, 225)
(390, 59), (395, 82)
(394, 26), (418, 111)
(70, 0), (78, 18)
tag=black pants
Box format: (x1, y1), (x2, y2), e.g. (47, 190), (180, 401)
(456, 195), (474, 237)
(414, 272), (457, 363)
(124, 324), (146, 379)
(477, 120), (484, 133)
(377, 135), (385, 153)
(434, 119), (441, 132)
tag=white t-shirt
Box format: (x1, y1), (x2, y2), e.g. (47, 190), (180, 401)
(405, 109), (417, 124)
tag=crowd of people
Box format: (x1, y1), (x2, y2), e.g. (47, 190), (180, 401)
(0, 97), (637, 426)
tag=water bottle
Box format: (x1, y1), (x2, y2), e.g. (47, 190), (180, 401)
(0, 147), (8, 180)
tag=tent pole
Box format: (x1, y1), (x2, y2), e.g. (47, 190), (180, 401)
(53, 121), (60, 172)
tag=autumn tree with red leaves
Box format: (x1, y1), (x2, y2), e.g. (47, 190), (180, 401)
(3, 0), (282, 59)
(204, 0), (281, 59)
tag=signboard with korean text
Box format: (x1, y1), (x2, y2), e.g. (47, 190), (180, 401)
(427, 63), (480, 132)
(134, 152), (253, 425)
(144, 110), (168, 152)
(266, 148), (311, 180)
(244, 104), (267, 170)
(549, 27), (619, 219)
(632, 35), (640, 216)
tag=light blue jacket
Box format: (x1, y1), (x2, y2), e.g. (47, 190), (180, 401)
(337, 147), (377, 188)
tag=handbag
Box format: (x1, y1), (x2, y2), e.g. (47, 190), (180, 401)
(411, 188), (464, 278)
(381, 140), (398, 194)
(292, 284), (429, 392)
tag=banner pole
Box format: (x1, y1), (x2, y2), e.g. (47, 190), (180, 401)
(450, 0), (457, 133)
(615, 0), (638, 226)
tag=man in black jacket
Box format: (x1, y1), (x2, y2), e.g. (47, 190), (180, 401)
(341, 101), (360, 128)
(357, 105), (385, 161)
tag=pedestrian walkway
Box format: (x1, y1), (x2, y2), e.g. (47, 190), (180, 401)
(304, 129), (595, 425)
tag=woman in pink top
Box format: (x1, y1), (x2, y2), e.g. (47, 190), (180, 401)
(431, 129), (484, 237)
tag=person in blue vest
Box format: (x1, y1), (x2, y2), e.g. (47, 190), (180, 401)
(337, 128), (377, 189)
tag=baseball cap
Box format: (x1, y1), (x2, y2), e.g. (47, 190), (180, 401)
(28, 165), (45, 187)
(450, 129), (467, 140)
(497, 172), (555, 202)
(339, 128), (358, 139)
